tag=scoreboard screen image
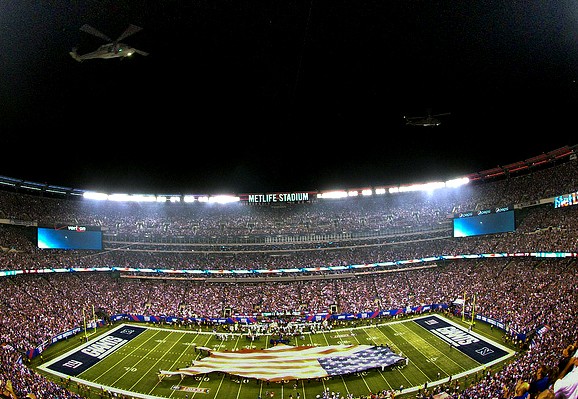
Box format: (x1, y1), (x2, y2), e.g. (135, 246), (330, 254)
(453, 207), (515, 238)
(37, 224), (103, 250)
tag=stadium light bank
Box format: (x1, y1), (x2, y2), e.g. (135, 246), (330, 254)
(80, 177), (470, 203)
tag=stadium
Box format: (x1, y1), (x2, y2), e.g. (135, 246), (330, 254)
(1, 145), (578, 399)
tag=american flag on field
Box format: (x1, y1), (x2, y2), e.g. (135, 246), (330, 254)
(160, 344), (405, 382)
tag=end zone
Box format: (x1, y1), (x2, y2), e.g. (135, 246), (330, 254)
(414, 315), (511, 364)
(40, 324), (145, 377)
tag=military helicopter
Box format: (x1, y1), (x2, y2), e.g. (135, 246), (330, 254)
(404, 108), (451, 127)
(69, 24), (148, 62)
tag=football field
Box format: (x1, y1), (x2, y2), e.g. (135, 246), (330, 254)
(37, 314), (514, 399)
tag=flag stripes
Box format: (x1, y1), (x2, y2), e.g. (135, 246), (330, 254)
(160, 344), (405, 382)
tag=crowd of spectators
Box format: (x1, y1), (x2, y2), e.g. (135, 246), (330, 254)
(0, 155), (577, 399)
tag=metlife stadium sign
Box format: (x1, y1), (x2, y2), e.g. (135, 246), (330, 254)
(242, 192), (313, 204)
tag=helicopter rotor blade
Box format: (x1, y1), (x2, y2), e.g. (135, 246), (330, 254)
(80, 24), (112, 42)
(133, 48), (149, 56)
(117, 24), (143, 42)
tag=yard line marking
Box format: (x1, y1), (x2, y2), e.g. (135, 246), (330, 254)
(194, 335), (216, 386)
(91, 329), (164, 382)
(232, 333), (246, 399)
(211, 372), (228, 399)
(370, 324), (413, 387)
(358, 328), (393, 391)
(399, 320), (468, 371)
(300, 379), (307, 399)
(167, 334), (213, 399)
(129, 332), (183, 391)
(339, 375), (352, 397)
(345, 327), (373, 394)
(313, 333), (329, 394)
(111, 332), (176, 386)
(388, 323), (441, 382)
(258, 334), (274, 399)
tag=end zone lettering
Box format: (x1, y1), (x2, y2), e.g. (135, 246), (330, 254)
(81, 335), (127, 359)
(414, 316), (509, 364)
(46, 325), (145, 376)
(431, 326), (479, 346)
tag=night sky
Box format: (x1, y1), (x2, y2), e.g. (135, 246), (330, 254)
(1, 0), (576, 194)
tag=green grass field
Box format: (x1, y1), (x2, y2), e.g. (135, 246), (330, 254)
(36, 314), (515, 399)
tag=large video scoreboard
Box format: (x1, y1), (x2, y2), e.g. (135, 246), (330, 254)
(37, 224), (102, 250)
(453, 205), (515, 238)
